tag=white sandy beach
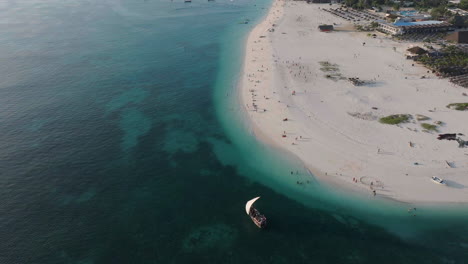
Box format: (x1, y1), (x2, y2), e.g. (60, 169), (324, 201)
(240, 0), (468, 203)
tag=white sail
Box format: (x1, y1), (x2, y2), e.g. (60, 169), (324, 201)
(245, 196), (261, 215)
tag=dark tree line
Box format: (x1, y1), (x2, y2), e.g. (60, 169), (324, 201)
(342, 0), (451, 10)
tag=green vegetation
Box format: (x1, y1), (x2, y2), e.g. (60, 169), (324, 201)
(410, 0), (448, 9)
(449, 15), (468, 28)
(379, 114), (411, 125)
(319, 61), (339, 72)
(421, 123), (438, 131)
(325, 73), (343, 80)
(337, 0), (468, 10)
(416, 114), (430, 121)
(446, 103), (468, 110)
(430, 5), (450, 20)
(342, 0), (448, 10)
(460, 0), (468, 10)
(417, 46), (468, 76)
(319, 61), (343, 81)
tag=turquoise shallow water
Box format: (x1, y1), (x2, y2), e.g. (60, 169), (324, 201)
(0, 0), (468, 263)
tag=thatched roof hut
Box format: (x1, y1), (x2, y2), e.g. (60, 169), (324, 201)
(407, 46), (428, 56)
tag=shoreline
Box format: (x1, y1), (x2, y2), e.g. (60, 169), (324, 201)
(238, 0), (468, 205)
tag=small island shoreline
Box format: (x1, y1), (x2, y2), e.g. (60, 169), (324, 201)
(238, 0), (468, 204)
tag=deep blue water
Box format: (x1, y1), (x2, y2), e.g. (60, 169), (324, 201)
(1, 0), (468, 263)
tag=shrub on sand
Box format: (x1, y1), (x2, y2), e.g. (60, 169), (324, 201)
(379, 114), (411, 125)
(446, 103), (468, 111)
(421, 123), (438, 131)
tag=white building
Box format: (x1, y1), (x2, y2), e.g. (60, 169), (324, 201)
(378, 20), (452, 35)
(447, 8), (468, 17)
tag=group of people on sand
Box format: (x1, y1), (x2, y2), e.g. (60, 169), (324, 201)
(408, 207), (417, 216)
(284, 59), (314, 83)
(351, 177), (378, 196)
(288, 170), (312, 185)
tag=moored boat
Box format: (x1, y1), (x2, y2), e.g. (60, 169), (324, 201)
(245, 197), (267, 228)
(431, 176), (447, 185)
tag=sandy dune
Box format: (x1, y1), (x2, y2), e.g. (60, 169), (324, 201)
(240, 0), (468, 203)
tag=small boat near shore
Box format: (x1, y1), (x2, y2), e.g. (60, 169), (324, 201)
(431, 176), (447, 185)
(245, 197), (267, 228)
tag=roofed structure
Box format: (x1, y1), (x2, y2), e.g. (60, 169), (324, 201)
(378, 20), (452, 35)
(307, 0), (331, 3)
(318, 25), (334, 31)
(445, 31), (468, 44)
(407, 46), (427, 55)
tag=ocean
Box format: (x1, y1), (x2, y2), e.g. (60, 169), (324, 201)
(0, 0), (467, 263)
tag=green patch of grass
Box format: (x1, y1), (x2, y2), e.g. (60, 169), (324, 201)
(319, 61), (339, 72)
(446, 103), (468, 111)
(320, 61), (341, 81)
(320, 66), (339, 72)
(325, 73), (341, 77)
(379, 114), (411, 125)
(421, 123), (438, 131)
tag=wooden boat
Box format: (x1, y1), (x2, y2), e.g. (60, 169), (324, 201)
(431, 176), (447, 185)
(245, 197), (267, 228)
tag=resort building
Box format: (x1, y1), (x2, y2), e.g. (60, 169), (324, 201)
(396, 10), (431, 21)
(445, 31), (468, 44)
(447, 8), (468, 17)
(391, 0), (414, 7)
(378, 20), (452, 35)
(384, 10), (432, 22)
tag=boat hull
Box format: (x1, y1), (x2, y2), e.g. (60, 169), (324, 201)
(431, 177), (446, 185)
(249, 207), (267, 228)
